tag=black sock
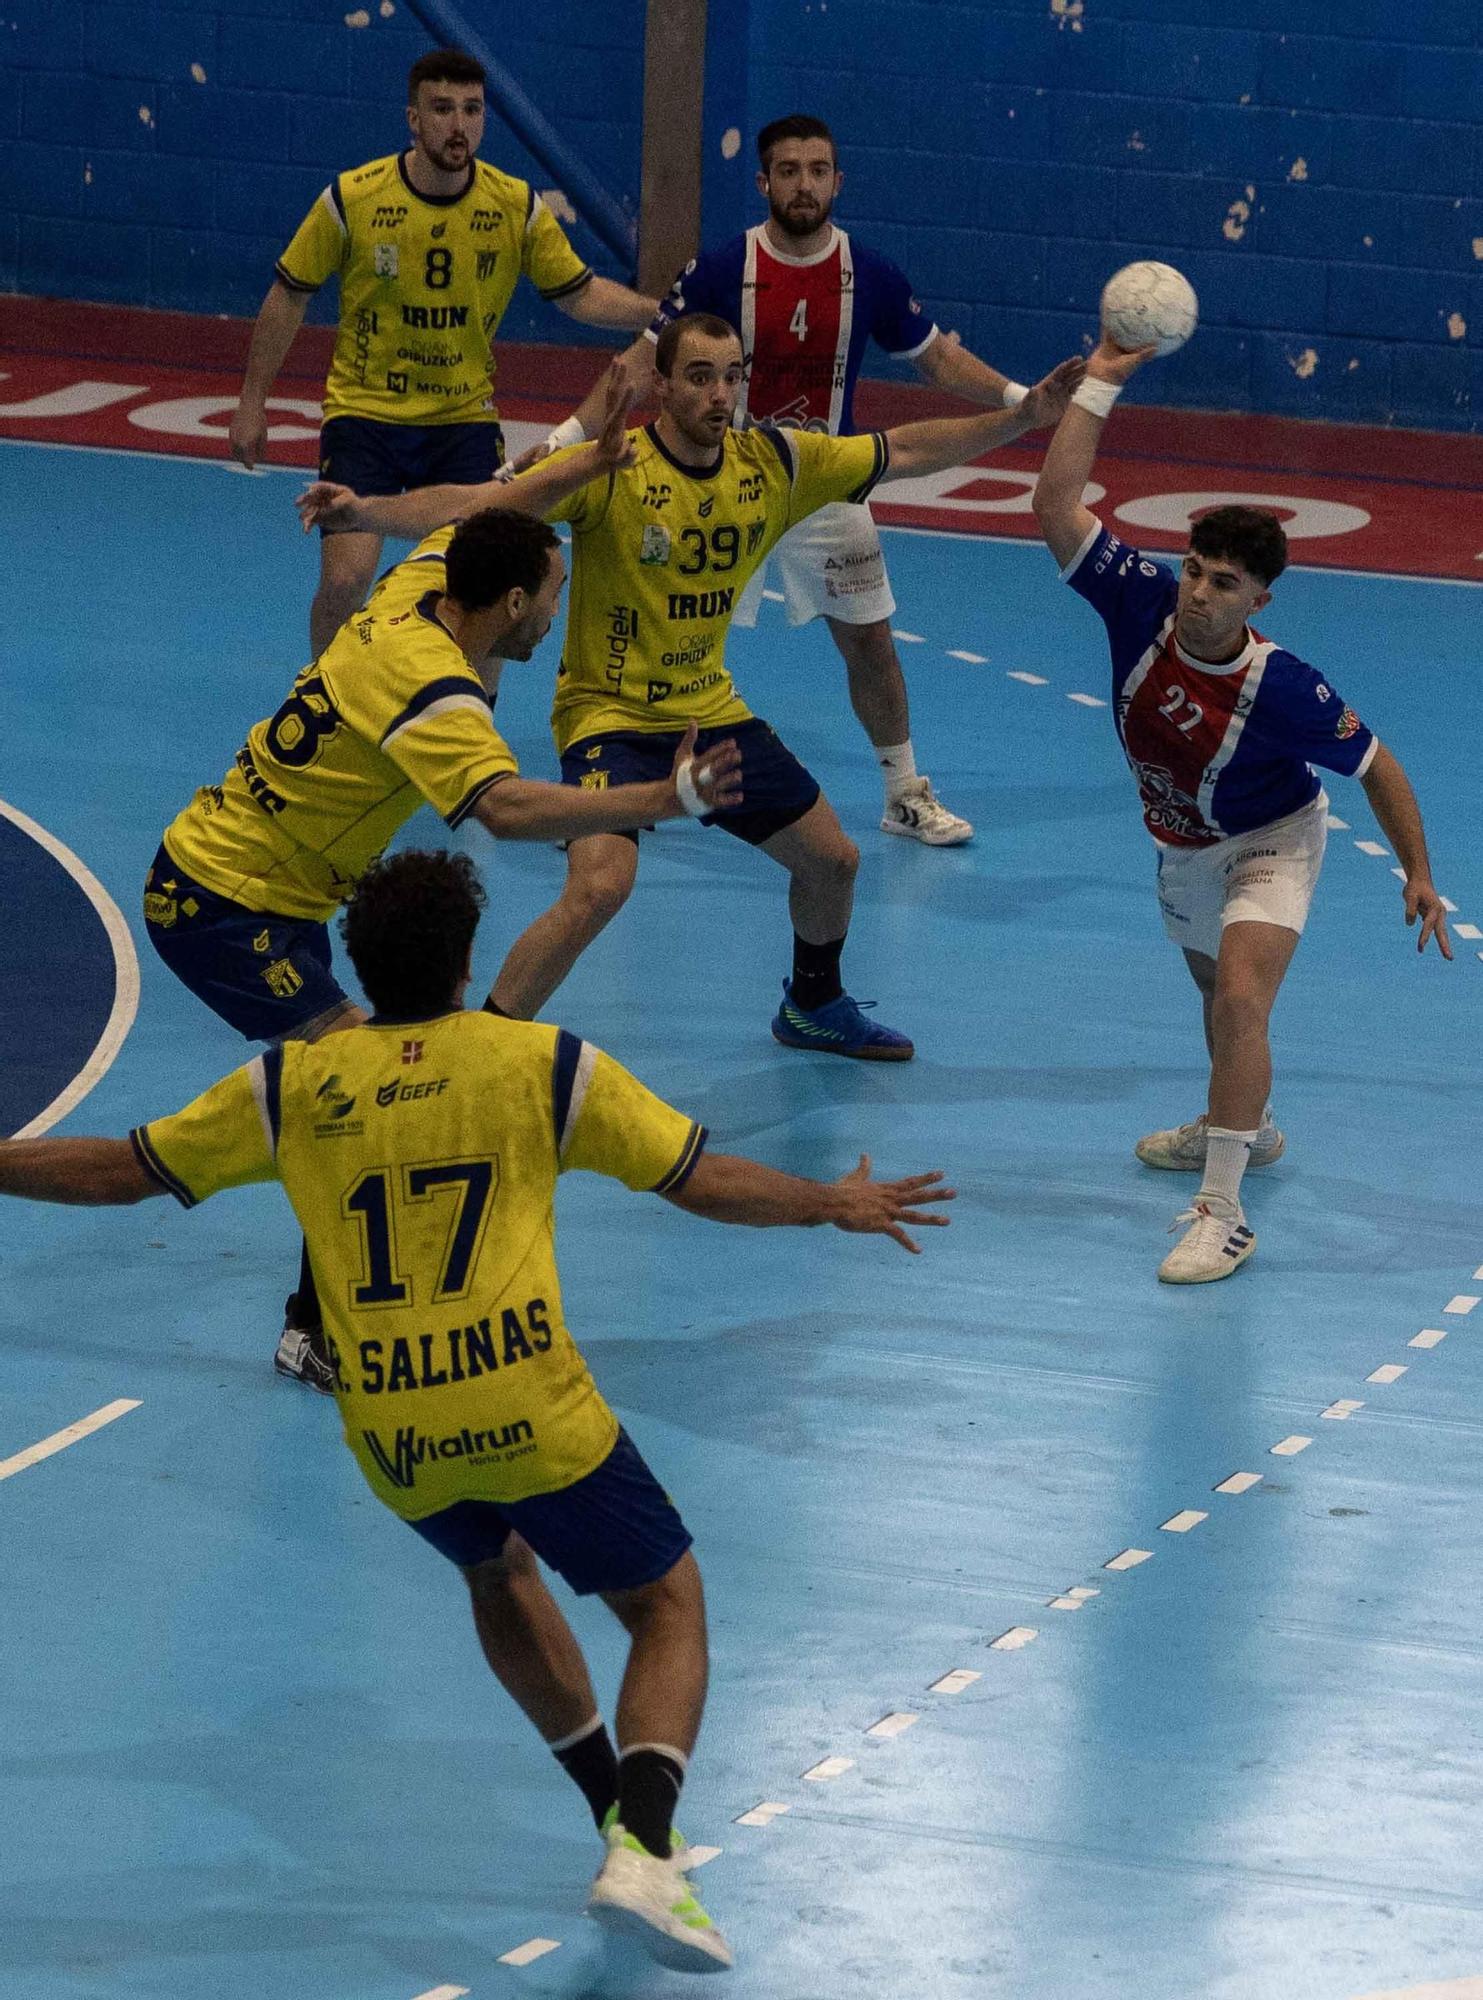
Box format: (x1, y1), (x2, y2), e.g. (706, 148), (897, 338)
(617, 1745), (685, 1859)
(288, 1242), (323, 1335)
(552, 1716), (619, 1830)
(790, 933), (845, 1012)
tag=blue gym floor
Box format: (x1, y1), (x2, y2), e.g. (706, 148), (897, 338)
(3, 436), (1482, 2000)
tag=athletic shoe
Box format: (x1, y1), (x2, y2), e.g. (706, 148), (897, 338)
(881, 776), (974, 846)
(1158, 1203), (1256, 1285)
(600, 1803), (692, 1869)
(1135, 1113), (1285, 1173)
(770, 982), (914, 1061)
(588, 1820), (733, 1973)
(272, 1302), (336, 1395)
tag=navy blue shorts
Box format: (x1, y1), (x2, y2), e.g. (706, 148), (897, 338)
(405, 1427), (693, 1595)
(318, 416), (505, 535)
(559, 718), (820, 847)
(143, 845), (350, 1042)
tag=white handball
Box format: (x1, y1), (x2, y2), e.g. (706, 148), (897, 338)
(1100, 260), (1198, 357)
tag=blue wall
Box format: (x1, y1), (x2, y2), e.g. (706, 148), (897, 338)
(747, 0), (1482, 430)
(3, 0), (1479, 428)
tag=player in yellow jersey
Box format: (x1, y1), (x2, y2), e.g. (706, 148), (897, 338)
(148, 405), (740, 1392)
(227, 46), (658, 653)
(0, 849), (953, 1975)
(302, 313), (1084, 1059)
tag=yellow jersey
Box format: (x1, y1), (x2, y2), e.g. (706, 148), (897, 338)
(276, 153), (592, 426)
(158, 529), (517, 921)
(538, 421), (887, 751)
(131, 1010), (707, 1514)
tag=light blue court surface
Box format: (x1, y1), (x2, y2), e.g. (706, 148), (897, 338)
(4, 437), (1483, 2000)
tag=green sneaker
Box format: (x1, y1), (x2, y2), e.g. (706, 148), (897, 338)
(588, 1819), (733, 1972)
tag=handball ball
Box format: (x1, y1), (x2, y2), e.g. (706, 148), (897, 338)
(1100, 261), (1198, 357)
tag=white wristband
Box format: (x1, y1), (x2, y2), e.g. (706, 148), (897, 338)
(545, 415), (587, 451)
(1001, 380), (1029, 409)
(675, 757), (710, 818)
(1071, 378), (1121, 419)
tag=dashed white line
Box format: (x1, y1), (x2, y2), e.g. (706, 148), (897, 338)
(1325, 813), (1351, 830)
(1006, 669), (1048, 685)
(734, 1800), (790, 1826)
(1472, 1265), (1483, 1282)
(1214, 1471), (1263, 1494)
(1445, 1295), (1480, 1315)
(1354, 839), (1390, 857)
(1160, 1509), (1208, 1533)
(1410, 1328), (1448, 1349)
(761, 588), (785, 602)
(1366, 1363), (1408, 1385)
(1270, 1435), (1313, 1457)
(946, 648), (988, 663)
(989, 1626), (1039, 1650)
(928, 1668), (982, 1694)
(865, 1711), (919, 1739)
(891, 629), (926, 643)
(802, 1756), (855, 1782)
(1454, 923), (1483, 941)
(497, 1941), (560, 1969)
(411, 1987), (469, 2000)
(1104, 1548), (1153, 1571)
(1321, 1399), (1365, 1420)
(0, 1399), (142, 1483)
(1067, 692), (1106, 707)
(686, 1845), (722, 1869)
(1442, 896), (1460, 912)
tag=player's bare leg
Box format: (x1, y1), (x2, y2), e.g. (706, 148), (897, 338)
(603, 1551), (709, 1762)
(1158, 920), (1298, 1284)
(1137, 946), (1283, 1175)
(311, 530), (383, 655)
(488, 834), (639, 1019)
(826, 615), (973, 846)
(764, 798), (914, 1059)
(275, 996), (368, 1390)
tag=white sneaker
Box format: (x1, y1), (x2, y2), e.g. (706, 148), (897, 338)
(1158, 1202), (1256, 1284)
(588, 1820), (733, 1973)
(1135, 1113), (1285, 1172)
(881, 776), (973, 846)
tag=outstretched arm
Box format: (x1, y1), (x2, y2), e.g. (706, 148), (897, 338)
(0, 1137), (162, 1206)
(473, 723), (742, 841)
(878, 356), (1085, 483)
(553, 274), (660, 331)
(1359, 744), (1452, 958)
(662, 1150), (954, 1255)
(912, 328), (1020, 410)
(1031, 337), (1154, 568)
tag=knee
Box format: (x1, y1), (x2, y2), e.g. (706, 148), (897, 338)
(1211, 982), (1266, 1043)
(465, 1535), (536, 1609)
(802, 832), (858, 893)
(565, 858), (634, 932)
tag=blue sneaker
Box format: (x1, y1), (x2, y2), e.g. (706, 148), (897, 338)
(770, 982), (914, 1061)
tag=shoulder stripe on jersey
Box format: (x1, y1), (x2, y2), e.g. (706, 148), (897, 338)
(846, 432), (889, 503)
(447, 770), (513, 829)
(326, 179), (348, 231)
(651, 1120), (708, 1195)
(129, 1125), (196, 1209)
(755, 424), (796, 482)
(1059, 516), (1106, 583)
(382, 691), (494, 752)
(251, 1045), (284, 1157)
(379, 674), (492, 748)
(539, 266), (594, 301)
(525, 182), (537, 224)
(1354, 734), (1380, 778)
(274, 263), (318, 294)
(552, 1029), (597, 1159)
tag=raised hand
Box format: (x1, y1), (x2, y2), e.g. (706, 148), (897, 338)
(1087, 335), (1159, 383)
(1020, 355), (1089, 428)
(829, 1153), (955, 1253)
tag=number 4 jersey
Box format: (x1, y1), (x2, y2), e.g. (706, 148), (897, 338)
(160, 528), (518, 919)
(130, 1011), (708, 1512)
(1065, 522), (1377, 847)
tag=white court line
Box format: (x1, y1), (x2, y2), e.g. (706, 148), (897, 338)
(1270, 1435), (1313, 1457)
(929, 1669), (981, 1694)
(1321, 1399), (1365, 1420)
(1104, 1548), (1152, 1571)
(1443, 897), (1460, 912)
(1411, 1328), (1448, 1349)
(1326, 813), (1351, 829)
(946, 648), (987, 663)
(1354, 839), (1390, 857)
(1066, 691), (1106, 706)
(1006, 669), (1048, 684)
(761, 588), (785, 602)
(1367, 1363), (1407, 1385)
(734, 1801), (789, 1826)
(1160, 1509), (1208, 1533)
(1214, 1471), (1262, 1494)
(685, 1844), (721, 1868)
(890, 628), (925, 643)
(0, 1400), (141, 1482)
(413, 1986), (470, 1999)
(497, 1940), (560, 1968)
(989, 1626), (1038, 1650)
(865, 1712), (919, 1739)
(1445, 1296), (1480, 1315)
(802, 1756), (854, 1782)
(1, 799), (141, 1138)
(1453, 923), (1482, 940)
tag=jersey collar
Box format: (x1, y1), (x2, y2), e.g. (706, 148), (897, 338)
(398, 150), (475, 207)
(1173, 626), (1258, 677)
(645, 421), (725, 481)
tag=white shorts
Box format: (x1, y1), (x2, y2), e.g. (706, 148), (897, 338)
(733, 500), (896, 629)
(1155, 793), (1329, 961)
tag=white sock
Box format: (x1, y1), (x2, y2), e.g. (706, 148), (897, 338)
(877, 740), (916, 795)
(1198, 1127), (1256, 1215)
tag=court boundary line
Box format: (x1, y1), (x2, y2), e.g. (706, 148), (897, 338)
(0, 797), (141, 1138)
(0, 1398), (141, 1481)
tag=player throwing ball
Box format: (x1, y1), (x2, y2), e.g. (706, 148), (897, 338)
(303, 315), (1083, 1058)
(1031, 333), (1451, 1284)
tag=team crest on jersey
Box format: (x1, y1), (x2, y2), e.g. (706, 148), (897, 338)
(476, 250), (498, 282)
(1335, 706), (1362, 739)
(639, 523), (671, 565)
(263, 958), (304, 1001)
(373, 243), (399, 279)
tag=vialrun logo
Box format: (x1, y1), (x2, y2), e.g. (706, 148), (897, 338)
(361, 1420), (535, 1489)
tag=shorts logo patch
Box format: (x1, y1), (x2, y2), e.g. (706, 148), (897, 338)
(579, 769), (609, 790)
(144, 892), (177, 929)
(252, 928), (271, 954)
(263, 957), (304, 1000)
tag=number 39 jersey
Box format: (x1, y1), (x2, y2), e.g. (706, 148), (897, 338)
(1065, 522), (1378, 847)
(539, 420), (887, 750)
(131, 1011), (708, 1512)
(160, 528), (518, 919)
(276, 153), (591, 427)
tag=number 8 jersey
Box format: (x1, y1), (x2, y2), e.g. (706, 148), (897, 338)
(540, 420), (888, 751)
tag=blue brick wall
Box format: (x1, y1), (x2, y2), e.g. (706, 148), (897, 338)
(750, 0), (1482, 430)
(2, 0), (645, 345)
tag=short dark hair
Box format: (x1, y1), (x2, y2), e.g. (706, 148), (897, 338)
(654, 313), (740, 377)
(757, 114), (836, 171)
(408, 47), (486, 101)
(1189, 505), (1288, 586)
(444, 509), (559, 611)
(340, 850), (486, 1018)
